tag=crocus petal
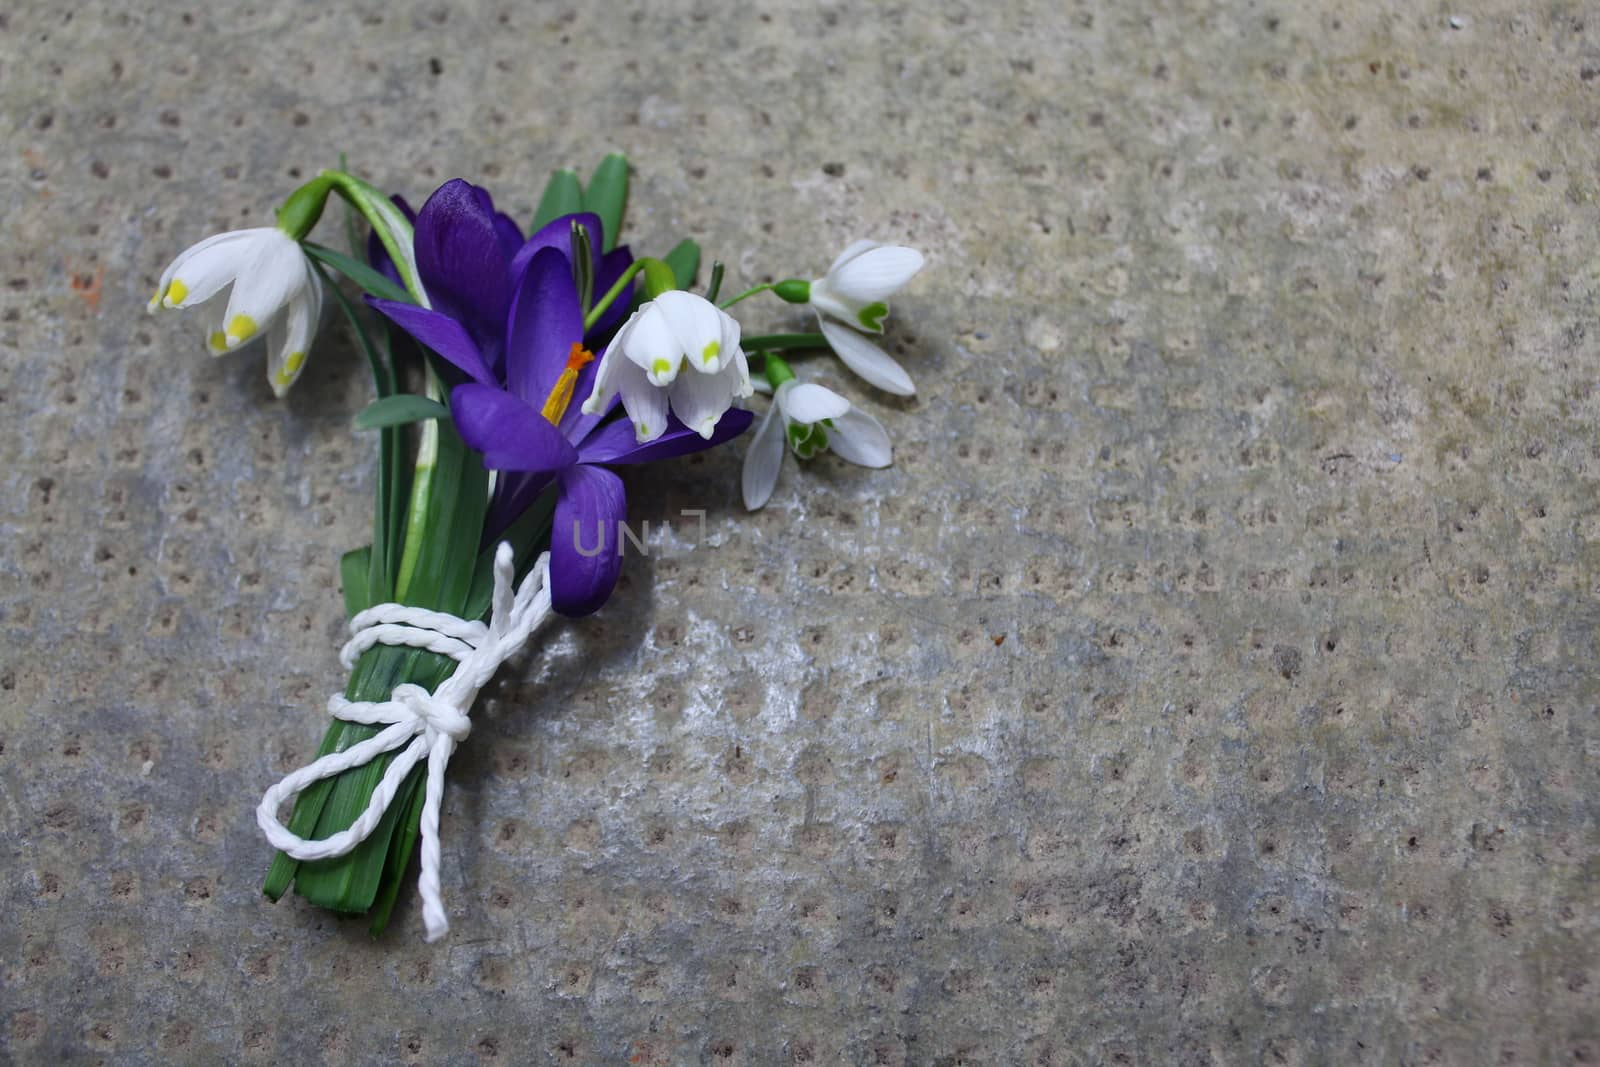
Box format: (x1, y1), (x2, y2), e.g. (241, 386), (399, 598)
(828, 239), (882, 273)
(669, 361), (738, 438)
(826, 245), (925, 304)
(368, 299), (497, 386)
(219, 231), (309, 349)
(622, 303), (684, 386)
(550, 464), (627, 617)
(450, 383), (578, 473)
(653, 290), (729, 374)
(154, 229), (256, 311)
(740, 399), (787, 511)
(492, 212), (525, 260)
(508, 211), (604, 284)
(579, 408), (754, 465)
(826, 408), (893, 468)
(817, 318), (916, 396)
(266, 266), (321, 397)
(413, 179), (513, 351)
(782, 382), (851, 424)
(504, 246), (582, 408)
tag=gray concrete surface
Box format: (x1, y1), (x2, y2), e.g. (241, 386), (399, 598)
(2, 1), (1598, 1063)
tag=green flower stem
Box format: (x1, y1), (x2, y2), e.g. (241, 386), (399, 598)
(718, 282), (772, 309)
(279, 170), (424, 306)
(582, 256), (678, 332)
(583, 260), (645, 331)
(742, 332), (829, 351)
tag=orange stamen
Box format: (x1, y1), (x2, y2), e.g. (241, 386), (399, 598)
(540, 343), (595, 425)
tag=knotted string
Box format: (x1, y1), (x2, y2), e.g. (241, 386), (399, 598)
(257, 543), (553, 941)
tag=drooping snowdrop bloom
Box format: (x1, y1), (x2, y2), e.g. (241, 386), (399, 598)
(582, 290), (753, 442)
(805, 240), (924, 396)
(741, 378), (892, 510)
(149, 227), (323, 396)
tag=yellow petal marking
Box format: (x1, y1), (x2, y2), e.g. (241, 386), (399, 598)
(701, 339), (720, 365)
(164, 278), (188, 307)
(225, 314), (257, 343)
(207, 331), (228, 353)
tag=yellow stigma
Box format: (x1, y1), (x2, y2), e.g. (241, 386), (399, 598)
(702, 340), (720, 364)
(207, 331), (228, 353)
(540, 342), (595, 425)
(226, 314), (257, 343)
(164, 278), (188, 307)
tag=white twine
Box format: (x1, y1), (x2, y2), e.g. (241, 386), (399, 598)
(257, 543), (553, 942)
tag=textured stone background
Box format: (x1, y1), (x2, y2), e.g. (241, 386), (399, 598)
(2, 1), (1598, 1064)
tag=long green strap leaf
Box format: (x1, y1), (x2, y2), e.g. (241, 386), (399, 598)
(582, 153), (629, 252)
(532, 168), (583, 231)
(305, 242), (411, 304)
(662, 239), (701, 290)
(355, 394), (450, 431)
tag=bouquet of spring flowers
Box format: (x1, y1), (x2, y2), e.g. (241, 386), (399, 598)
(148, 156), (924, 940)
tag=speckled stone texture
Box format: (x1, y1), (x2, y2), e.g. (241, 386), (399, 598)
(2, 1), (1597, 1064)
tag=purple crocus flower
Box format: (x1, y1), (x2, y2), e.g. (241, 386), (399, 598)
(369, 179), (634, 377)
(371, 182), (749, 616)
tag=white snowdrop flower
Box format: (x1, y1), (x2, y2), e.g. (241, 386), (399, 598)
(583, 290), (752, 442)
(741, 379), (892, 511)
(806, 240), (924, 396)
(149, 226), (323, 396)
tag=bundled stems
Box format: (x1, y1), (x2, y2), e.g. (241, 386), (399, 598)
(261, 175), (538, 928)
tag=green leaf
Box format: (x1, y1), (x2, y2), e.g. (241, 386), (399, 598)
(532, 168), (583, 231)
(340, 547), (373, 618)
(354, 394), (450, 431)
(662, 239), (700, 290)
(582, 153), (629, 252)
(366, 770), (428, 936)
(304, 242), (410, 304)
(292, 413), (490, 913)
